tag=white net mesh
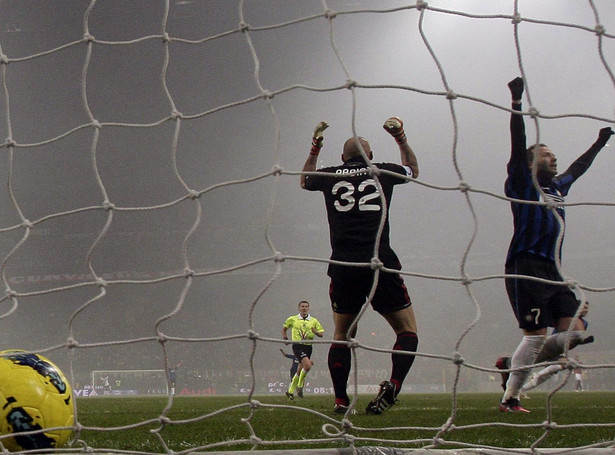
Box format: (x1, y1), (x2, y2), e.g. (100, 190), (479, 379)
(0, 0), (614, 453)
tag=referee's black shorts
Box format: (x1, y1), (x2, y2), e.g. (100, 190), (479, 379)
(291, 343), (313, 361)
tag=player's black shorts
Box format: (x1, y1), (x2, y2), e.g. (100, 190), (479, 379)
(505, 253), (579, 330)
(292, 343), (313, 361)
(328, 266), (411, 315)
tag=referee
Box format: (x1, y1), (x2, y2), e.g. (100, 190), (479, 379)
(282, 300), (324, 399)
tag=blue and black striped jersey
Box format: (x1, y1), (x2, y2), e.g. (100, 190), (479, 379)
(505, 103), (608, 266)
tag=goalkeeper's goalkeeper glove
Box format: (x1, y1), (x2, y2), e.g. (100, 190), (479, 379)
(383, 117), (407, 144)
(310, 121), (329, 156)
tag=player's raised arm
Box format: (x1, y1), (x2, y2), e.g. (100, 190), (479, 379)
(300, 121), (329, 189)
(564, 126), (613, 180)
(383, 117), (418, 178)
(508, 77), (527, 166)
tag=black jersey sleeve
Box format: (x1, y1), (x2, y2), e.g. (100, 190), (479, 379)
(303, 167), (334, 191)
(508, 102), (528, 174)
(560, 133), (610, 181)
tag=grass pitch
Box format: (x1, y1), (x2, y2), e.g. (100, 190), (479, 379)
(75, 392), (615, 452)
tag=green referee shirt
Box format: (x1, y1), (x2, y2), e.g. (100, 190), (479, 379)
(283, 314), (324, 343)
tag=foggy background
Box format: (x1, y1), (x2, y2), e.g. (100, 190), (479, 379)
(0, 0), (614, 396)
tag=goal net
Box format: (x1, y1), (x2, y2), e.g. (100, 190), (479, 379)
(0, 0), (614, 453)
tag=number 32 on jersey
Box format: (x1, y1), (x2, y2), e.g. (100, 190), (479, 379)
(332, 179), (381, 212)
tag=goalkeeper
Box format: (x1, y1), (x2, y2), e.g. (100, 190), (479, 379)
(499, 77), (612, 413)
(301, 117), (419, 415)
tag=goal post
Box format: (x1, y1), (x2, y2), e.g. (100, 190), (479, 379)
(89, 370), (167, 396)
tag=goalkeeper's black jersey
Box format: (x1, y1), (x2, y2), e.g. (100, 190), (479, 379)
(304, 157), (410, 268)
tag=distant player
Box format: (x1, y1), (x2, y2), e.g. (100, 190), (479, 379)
(101, 375), (112, 395)
(169, 361), (182, 396)
(574, 363), (584, 392)
(280, 348), (300, 380)
(282, 300), (324, 399)
(301, 117), (420, 415)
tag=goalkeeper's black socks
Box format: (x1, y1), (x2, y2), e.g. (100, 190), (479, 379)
(328, 343), (351, 404)
(390, 331), (418, 396)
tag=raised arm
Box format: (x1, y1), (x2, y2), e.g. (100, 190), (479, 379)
(383, 117), (419, 178)
(300, 121), (329, 189)
(508, 77), (527, 168)
(563, 127), (613, 180)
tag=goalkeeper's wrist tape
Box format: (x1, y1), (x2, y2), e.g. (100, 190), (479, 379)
(310, 138), (323, 156)
(393, 131), (407, 144)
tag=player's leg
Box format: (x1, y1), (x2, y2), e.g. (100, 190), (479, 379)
(287, 367), (298, 397)
(535, 329), (586, 363)
(290, 359), (299, 380)
(535, 272), (592, 363)
(521, 362), (564, 393)
(383, 306), (418, 393)
(288, 354), (309, 395)
(364, 306), (418, 415)
(575, 373), (583, 391)
(495, 356), (511, 391)
(327, 270), (363, 414)
(535, 298), (590, 363)
(287, 347), (307, 399)
(296, 348), (313, 397)
(328, 312), (358, 413)
(300, 354), (313, 373)
(500, 265), (549, 413)
(366, 273), (418, 415)
(500, 331), (545, 412)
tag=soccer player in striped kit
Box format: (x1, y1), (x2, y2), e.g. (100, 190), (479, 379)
(499, 77), (612, 413)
